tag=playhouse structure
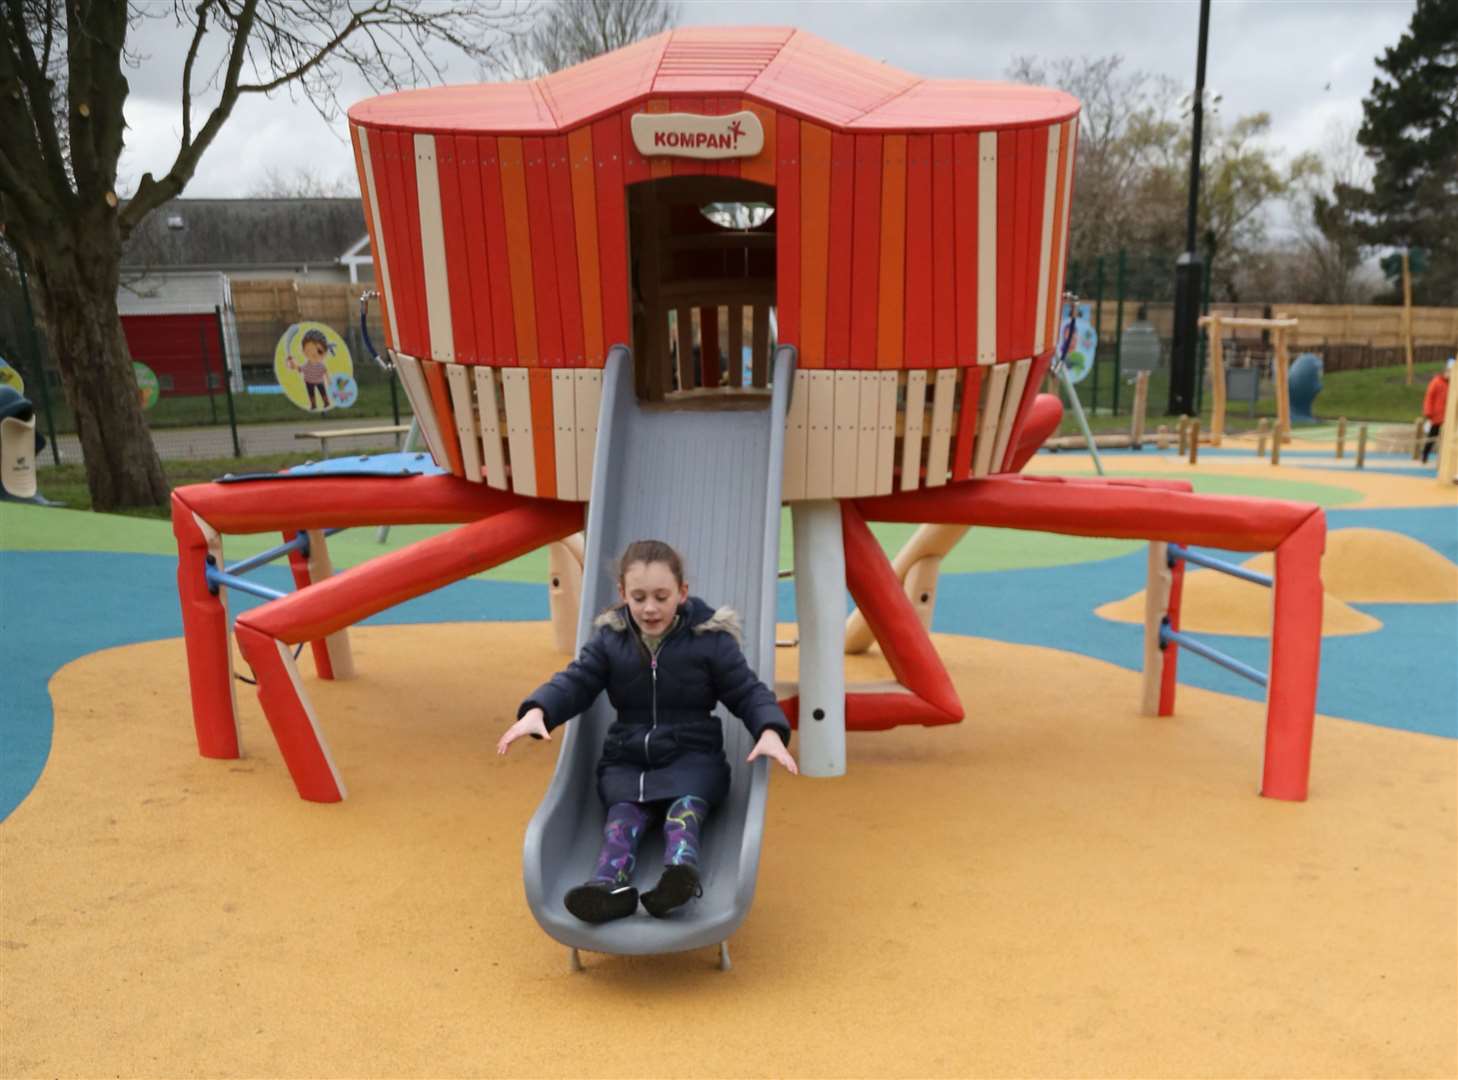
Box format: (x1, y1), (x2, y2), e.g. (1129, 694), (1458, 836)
(170, 28), (1328, 964)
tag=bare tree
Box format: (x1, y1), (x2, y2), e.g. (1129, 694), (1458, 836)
(1285, 121), (1375, 303)
(1007, 55), (1181, 269)
(248, 165), (360, 198)
(0, 0), (530, 510)
(506, 0), (675, 78)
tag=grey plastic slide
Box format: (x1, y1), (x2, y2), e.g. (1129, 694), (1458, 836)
(523, 343), (796, 959)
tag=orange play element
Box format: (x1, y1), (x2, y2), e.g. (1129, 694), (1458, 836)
(1097, 572), (1381, 638)
(1248, 527), (1457, 604)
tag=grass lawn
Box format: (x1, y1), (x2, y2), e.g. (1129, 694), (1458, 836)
(35, 379), (407, 434)
(36, 452), (320, 518)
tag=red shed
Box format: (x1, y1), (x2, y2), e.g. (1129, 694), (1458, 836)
(348, 27), (1079, 501)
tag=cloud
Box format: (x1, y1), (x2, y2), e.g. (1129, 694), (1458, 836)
(116, 0), (1414, 198)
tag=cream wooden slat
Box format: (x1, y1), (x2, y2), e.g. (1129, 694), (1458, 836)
(499, 368), (537, 497)
(393, 353), (448, 467)
(1033, 127), (1061, 356)
(473, 366), (507, 489)
(899, 370), (927, 491)
(573, 369), (602, 502)
(804, 370), (836, 500)
(1049, 120), (1077, 338)
(355, 127), (397, 345)
(924, 368), (957, 488)
(972, 362), (1010, 477)
(445, 363), (483, 484)
(991, 357), (1032, 472)
(832, 372), (861, 498)
(413, 133), (455, 362)
(781, 370), (810, 501)
(874, 371), (897, 496)
(552, 371), (578, 501)
(856, 371), (880, 495)
(977, 132), (998, 365)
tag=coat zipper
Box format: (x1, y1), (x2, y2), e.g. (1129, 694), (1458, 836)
(640, 655), (657, 802)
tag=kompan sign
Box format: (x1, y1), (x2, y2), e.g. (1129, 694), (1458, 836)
(630, 110), (765, 160)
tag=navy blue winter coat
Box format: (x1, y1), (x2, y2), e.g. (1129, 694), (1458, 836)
(518, 595), (790, 808)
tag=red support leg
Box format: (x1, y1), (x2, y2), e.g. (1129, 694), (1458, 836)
(284, 530), (336, 681)
(234, 622), (347, 802)
(1264, 509), (1326, 801)
(172, 494), (240, 759)
(234, 501), (583, 800)
(840, 501), (963, 726)
(1158, 554), (1186, 717)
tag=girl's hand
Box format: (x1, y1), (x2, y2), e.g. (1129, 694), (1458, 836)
(497, 708), (550, 755)
(747, 729), (798, 775)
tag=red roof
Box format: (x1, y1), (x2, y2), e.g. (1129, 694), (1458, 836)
(348, 27), (1078, 134)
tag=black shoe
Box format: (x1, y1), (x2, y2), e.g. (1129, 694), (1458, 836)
(564, 882), (639, 923)
(640, 865), (703, 918)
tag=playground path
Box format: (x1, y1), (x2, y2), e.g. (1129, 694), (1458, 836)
(3, 623), (1452, 1079)
(44, 415), (410, 465)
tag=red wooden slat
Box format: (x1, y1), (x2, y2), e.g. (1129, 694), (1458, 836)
(378, 130), (423, 357)
(825, 129), (855, 369)
(775, 112), (802, 351)
(849, 133), (882, 370)
(478, 136), (517, 365)
(546, 134), (586, 367)
(522, 136), (564, 366)
(621, 104), (651, 185)
(593, 116), (631, 354)
(999, 352), (1052, 473)
(454, 135), (496, 365)
(930, 132), (956, 368)
(952, 131), (979, 366)
(903, 133), (933, 367)
(398, 130), (431, 358)
(1011, 127), (1034, 358)
(529, 368), (557, 499)
(951, 366), (982, 480)
(437, 135), (480, 364)
(996, 129), (1017, 363)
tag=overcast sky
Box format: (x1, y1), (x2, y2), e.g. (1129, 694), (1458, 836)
(117, 0), (1414, 235)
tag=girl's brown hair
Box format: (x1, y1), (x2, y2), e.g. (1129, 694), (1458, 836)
(617, 539), (685, 587)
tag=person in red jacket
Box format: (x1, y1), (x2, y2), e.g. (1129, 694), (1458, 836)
(1422, 360), (1452, 464)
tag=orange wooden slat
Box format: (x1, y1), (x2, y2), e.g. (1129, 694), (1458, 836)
(825, 129), (855, 369)
(529, 368), (557, 499)
(421, 359), (465, 476)
(497, 136), (538, 366)
(799, 121), (833, 369)
(775, 112), (801, 352)
(930, 132), (956, 368)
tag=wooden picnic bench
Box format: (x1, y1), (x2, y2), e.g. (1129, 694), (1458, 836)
(294, 424), (411, 458)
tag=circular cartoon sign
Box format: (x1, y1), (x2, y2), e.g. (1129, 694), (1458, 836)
(273, 322), (353, 412)
(133, 361), (160, 409)
(0, 358), (23, 394)
(1057, 302), (1099, 385)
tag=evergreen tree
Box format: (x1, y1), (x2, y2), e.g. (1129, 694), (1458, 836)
(1340, 0), (1458, 304)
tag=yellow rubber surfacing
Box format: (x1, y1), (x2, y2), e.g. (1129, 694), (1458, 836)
(2, 623), (1454, 1079)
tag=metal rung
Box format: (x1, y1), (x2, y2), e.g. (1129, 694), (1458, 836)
(1168, 544), (1273, 587)
(1160, 620), (1268, 687)
(775, 637), (799, 648)
(205, 565), (287, 602)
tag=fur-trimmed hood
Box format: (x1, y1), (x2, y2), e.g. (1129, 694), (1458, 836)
(592, 594), (743, 646)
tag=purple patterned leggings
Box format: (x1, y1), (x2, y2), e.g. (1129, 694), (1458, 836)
(589, 796), (710, 887)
